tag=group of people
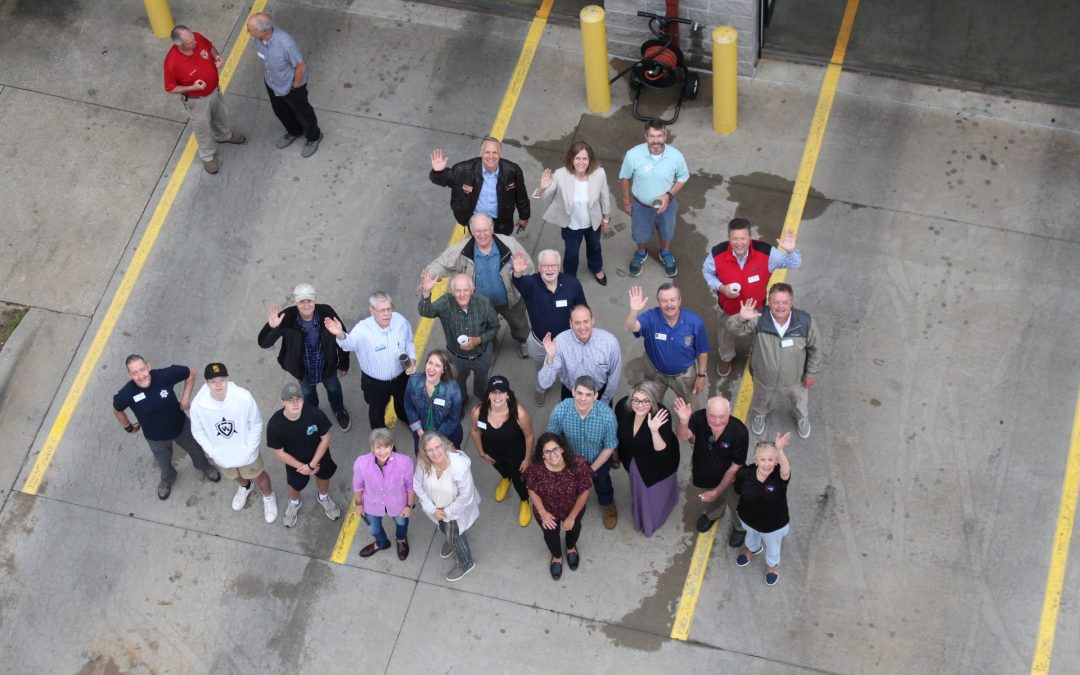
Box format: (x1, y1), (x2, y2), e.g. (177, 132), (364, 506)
(139, 19), (825, 586)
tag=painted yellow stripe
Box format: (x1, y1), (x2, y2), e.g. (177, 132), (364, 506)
(670, 0), (861, 642)
(20, 1), (268, 495)
(329, 0), (555, 564)
(1031, 387), (1080, 673)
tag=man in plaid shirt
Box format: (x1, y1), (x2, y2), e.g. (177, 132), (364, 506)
(418, 271), (500, 407)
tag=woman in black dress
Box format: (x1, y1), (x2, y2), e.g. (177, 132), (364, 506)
(469, 375), (534, 527)
(613, 381), (680, 537)
(734, 432), (792, 586)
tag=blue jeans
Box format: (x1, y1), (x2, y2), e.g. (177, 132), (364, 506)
(561, 226), (604, 276)
(744, 522), (789, 568)
(630, 198), (677, 244)
(300, 372), (345, 413)
(364, 513), (410, 547)
(592, 458), (615, 506)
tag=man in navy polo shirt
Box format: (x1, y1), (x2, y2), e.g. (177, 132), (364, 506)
(624, 283), (710, 407)
(112, 355), (221, 500)
(510, 248), (587, 406)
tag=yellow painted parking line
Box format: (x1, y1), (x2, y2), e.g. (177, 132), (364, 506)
(20, 0), (268, 495)
(1031, 387), (1080, 673)
(669, 0), (861, 643)
(328, 0), (555, 564)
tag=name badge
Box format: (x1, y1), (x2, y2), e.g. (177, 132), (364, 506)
(476, 421), (488, 430)
(654, 332), (668, 341)
(374, 344), (386, 352)
(434, 398), (446, 407)
(133, 393), (146, 402)
(747, 275), (761, 283)
(555, 299), (568, 308)
(780, 338), (794, 348)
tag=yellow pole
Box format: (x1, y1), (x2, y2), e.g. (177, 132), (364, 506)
(580, 5), (611, 114)
(144, 0), (175, 39)
(712, 26), (738, 135)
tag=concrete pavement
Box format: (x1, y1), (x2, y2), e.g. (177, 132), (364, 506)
(1, 0), (1079, 672)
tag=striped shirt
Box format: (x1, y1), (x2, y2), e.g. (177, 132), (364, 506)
(547, 399), (618, 463)
(537, 327), (622, 405)
(336, 312), (416, 381)
(418, 293), (499, 360)
(701, 245), (802, 292)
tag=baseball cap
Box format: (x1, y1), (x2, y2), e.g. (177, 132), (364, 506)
(204, 362), (229, 379)
(293, 282), (316, 302)
(281, 382), (303, 400)
(485, 375), (510, 393)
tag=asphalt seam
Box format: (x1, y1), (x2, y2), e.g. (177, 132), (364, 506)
(0, 81), (187, 126)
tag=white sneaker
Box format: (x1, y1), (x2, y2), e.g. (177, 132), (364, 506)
(263, 495), (279, 523)
(284, 499), (302, 528)
(751, 414), (766, 436)
(231, 482), (254, 511)
(796, 418), (811, 439)
(319, 495), (341, 520)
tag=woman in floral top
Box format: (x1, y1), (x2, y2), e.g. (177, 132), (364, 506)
(523, 432), (594, 580)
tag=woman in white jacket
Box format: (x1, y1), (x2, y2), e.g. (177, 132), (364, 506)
(413, 430), (480, 581)
(189, 363), (278, 523)
(532, 140), (612, 285)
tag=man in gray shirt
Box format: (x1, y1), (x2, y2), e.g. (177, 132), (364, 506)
(246, 12), (322, 158)
(538, 305), (622, 406)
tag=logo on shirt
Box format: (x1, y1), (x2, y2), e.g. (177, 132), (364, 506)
(200, 49), (210, 60)
(683, 335), (693, 347)
(306, 425), (318, 436)
(764, 485), (776, 493)
(159, 389), (170, 398)
(215, 418), (236, 438)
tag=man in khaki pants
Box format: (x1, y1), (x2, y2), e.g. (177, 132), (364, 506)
(163, 25), (246, 173)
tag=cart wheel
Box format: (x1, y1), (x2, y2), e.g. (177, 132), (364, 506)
(683, 72), (700, 100)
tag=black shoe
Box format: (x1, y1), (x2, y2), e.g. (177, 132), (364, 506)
(157, 481), (172, 500)
(335, 409), (351, 432)
(566, 550), (580, 570)
(203, 467), (221, 482)
(728, 530), (746, 548)
(695, 514), (715, 533)
(593, 271), (608, 286)
(549, 561), (563, 580)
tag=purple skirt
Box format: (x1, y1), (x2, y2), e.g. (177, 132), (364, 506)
(629, 459), (679, 538)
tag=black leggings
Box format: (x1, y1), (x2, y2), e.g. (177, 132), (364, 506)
(539, 509), (584, 558)
(490, 450), (528, 501)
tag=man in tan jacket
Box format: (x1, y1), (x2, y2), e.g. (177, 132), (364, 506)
(426, 213), (534, 358)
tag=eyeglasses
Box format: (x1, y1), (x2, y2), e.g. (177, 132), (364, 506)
(630, 397), (651, 406)
(542, 447), (562, 456)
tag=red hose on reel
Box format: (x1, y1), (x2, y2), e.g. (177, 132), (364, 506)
(642, 44), (679, 81)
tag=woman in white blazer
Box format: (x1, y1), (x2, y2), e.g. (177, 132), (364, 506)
(532, 141), (612, 285)
(414, 430), (480, 581)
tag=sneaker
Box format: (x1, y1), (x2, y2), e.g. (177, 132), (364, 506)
(518, 500), (532, 528)
(202, 158), (219, 174)
(628, 253), (646, 277)
(797, 418), (812, 439)
(445, 562), (475, 582)
(751, 414), (766, 436)
(318, 495), (341, 520)
(518, 342), (529, 358)
(494, 478), (511, 502)
(276, 133), (299, 149)
(660, 251), (678, 277)
(534, 388), (548, 406)
(232, 481), (254, 511)
(601, 503), (618, 529)
(736, 545), (764, 567)
(716, 359), (732, 377)
(224, 132), (247, 144)
(301, 133), (322, 158)
(695, 514), (716, 533)
(284, 499), (302, 528)
(335, 409), (351, 432)
(203, 467), (221, 482)
(157, 481), (172, 500)
(440, 541), (453, 559)
(263, 496), (279, 523)
(766, 566), (780, 586)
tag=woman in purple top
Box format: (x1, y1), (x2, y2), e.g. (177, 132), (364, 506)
(523, 432), (594, 581)
(353, 428), (417, 561)
(734, 432), (792, 586)
(614, 381), (680, 537)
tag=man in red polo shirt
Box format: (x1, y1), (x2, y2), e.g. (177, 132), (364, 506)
(163, 25), (246, 174)
(702, 219), (802, 376)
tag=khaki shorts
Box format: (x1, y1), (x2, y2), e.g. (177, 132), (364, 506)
(217, 454), (266, 480)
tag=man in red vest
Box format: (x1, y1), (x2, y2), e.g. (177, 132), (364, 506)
(702, 219), (801, 376)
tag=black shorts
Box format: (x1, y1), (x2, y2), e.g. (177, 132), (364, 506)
(285, 453), (338, 491)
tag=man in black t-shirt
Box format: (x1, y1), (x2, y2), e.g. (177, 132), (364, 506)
(674, 395), (749, 547)
(267, 382), (341, 528)
(111, 355), (221, 500)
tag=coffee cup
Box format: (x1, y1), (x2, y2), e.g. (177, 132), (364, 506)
(728, 282), (742, 294)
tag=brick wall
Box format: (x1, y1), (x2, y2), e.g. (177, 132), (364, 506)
(603, 0), (760, 76)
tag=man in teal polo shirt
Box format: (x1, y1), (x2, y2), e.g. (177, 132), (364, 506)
(618, 119), (690, 278)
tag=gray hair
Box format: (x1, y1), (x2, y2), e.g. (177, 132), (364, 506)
(480, 135), (502, 150)
(368, 291), (392, 308)
(125, 354), (147, 368)
(450, 273), (475, 291)
(468, 213), (494, 234)
(537, 249), (562, 266)
(170, 25), (191, 45)
(574, 375), (600, 394)
(250, 13), (273, 32)
(368, 427), (395, 450)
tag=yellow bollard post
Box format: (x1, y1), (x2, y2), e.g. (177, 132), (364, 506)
(144, 0), (175, 39)
(712, 26), (738, 135)
(580, 5), (611, 114)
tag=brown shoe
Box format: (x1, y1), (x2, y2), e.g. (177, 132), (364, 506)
(225, 132), (247, 144)
(358, 541), (390, 558)
(203, 158), (219, 174)
(396, 539), (410, 561)
(601, 503), (617, 529)
(716, 359), (732, 377)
